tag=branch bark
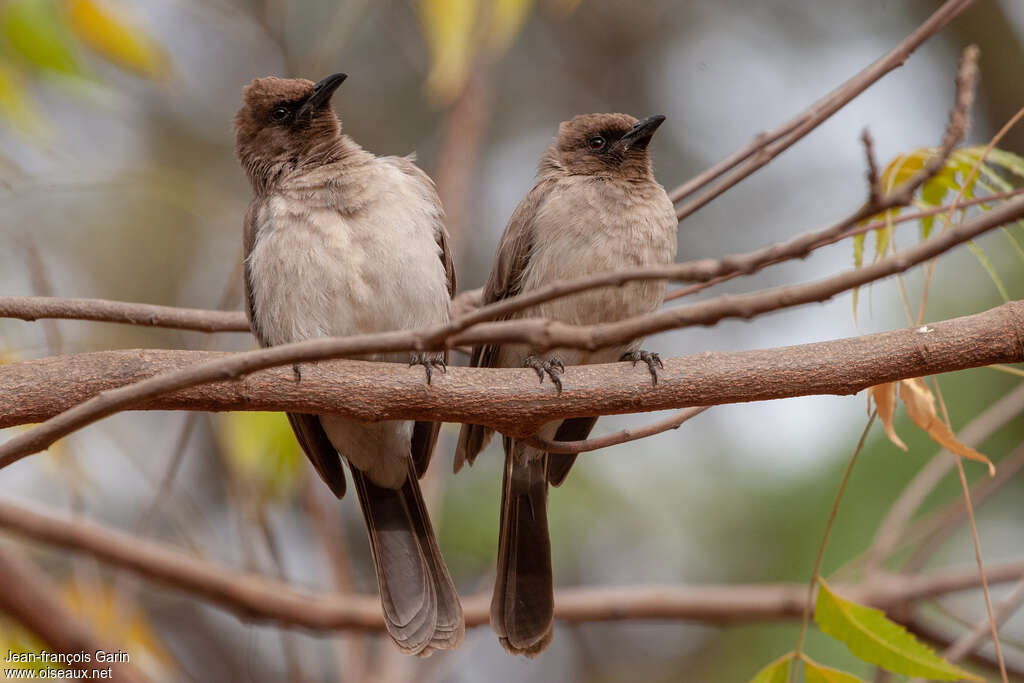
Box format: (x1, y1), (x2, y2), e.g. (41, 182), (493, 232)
(0, 301), (1021, 459)
(1, 498), (1021, 633)
(2, 189), (1022, 471)
(0, 296), (248, 332)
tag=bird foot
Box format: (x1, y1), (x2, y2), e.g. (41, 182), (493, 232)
(292, 364), (302, 382)
(620, 350), (663, 385)
(410, 353), (446, 385)
(524, 355), (564, 393)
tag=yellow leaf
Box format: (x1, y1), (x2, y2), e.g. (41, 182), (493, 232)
(0, 59), (48, 137)
(62, 580), (175, 677)
(65, 0), (166, 80)
(215, 411), (303, 500)
(899, 378), (994, 475)
(485, 0), (534, 55)
(868, 382), (905, 451)
(417, 0), (478, 101)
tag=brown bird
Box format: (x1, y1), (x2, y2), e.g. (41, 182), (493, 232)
(456, 113), (678, 655)
(234, 73), (463, 655)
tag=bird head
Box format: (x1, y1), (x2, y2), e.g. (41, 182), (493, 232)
(549, 112), (666, 179)
(234, 73), (347, 190)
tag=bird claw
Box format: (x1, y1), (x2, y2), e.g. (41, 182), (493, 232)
(292, 364), (302, 382)
(410, 354), (446, 385)
(621, 350), (662, 385)
(524, 355), (564, 393)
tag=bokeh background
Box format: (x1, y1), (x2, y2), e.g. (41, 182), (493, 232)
(1, 1), (1022, 681)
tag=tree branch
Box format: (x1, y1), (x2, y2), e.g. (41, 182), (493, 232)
(668, 0), (976, 219)
(0, 498), (1021, 634)
(0, 300), (1021, 468)
(0, 548), (150, 683)
(524, 406), (709, 454)
(0, 65), (1016, 474)
(0, 296), (249, 332)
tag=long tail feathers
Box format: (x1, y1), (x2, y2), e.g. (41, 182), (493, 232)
(351, 460), (464, 655)
(490, 439), (554, 656)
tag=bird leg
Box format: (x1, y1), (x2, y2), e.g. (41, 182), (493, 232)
(620, 350), (663, 385)
(524, 355), (564, 393)
(409, 353), (446, 385)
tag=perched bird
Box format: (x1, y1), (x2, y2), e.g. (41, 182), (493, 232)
(456, 113), (678, 655)
(234, 73), (463, 655)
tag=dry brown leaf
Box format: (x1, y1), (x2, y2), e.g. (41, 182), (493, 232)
(899, 378), (995, 475)
(868, 382), (906, 451)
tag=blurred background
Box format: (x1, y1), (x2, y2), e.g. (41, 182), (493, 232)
(0, 0), (1022, 681)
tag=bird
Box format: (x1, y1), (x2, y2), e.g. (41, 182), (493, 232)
(455, 113), (678, 655)
(234, 73), (463, 655)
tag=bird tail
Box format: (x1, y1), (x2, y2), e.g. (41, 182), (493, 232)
(490, 438), (554, 656)
(350, 459), (464, 655)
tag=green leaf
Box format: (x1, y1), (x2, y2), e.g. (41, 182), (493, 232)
(0, 0), (81, 75)
(749, 652), (793, 683)
(814, 581), (982, 681)
(986, 148), (1024, 180)
(802, 656), (865, 683)
(1002, 225), (1024, 264)
(966, 240), (1010, 302)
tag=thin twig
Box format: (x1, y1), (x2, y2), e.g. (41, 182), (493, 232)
(0, 296), (248, 332)
(903, 442), (1024, 573)
(932, 378), (1007, 682)
(943, 577), (1024, 663)
(792, 412), (876, 681)
(1, 193), (1020, 470)
(864, 383), (1024, 574)
(524, 406), (709, 454)
(0, 298), (1021, 464)
(669, 0), (976, 219)
(916, 103), (1024, 325)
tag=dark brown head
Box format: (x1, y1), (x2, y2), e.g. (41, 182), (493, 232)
(234, 73), (348, 191)
(544, 113), (666, 180)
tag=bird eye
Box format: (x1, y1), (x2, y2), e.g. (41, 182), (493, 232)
(270, 107), (290, 122)
(587, 136), (606, 150)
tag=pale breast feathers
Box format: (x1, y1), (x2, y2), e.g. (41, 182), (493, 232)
(244, 158), (453, 349)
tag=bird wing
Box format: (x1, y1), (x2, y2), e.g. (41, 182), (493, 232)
(390, 156), (456, 478)
(454, 178), (557, 471)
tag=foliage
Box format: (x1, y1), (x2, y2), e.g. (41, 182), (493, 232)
(852, 145), (1024, 314)
(0, 0), (165, 136)
(813, 580), (981, 681)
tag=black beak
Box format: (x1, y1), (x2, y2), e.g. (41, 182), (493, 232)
(615, 114), (666, 152)
(297, 72), (347, 119)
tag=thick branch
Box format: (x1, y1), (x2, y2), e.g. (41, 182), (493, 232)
(0, 548), (150, 683)
(1, 189), (1022, 471)
(0, 302), (1021, 453)
(1, 498), (1021, 633)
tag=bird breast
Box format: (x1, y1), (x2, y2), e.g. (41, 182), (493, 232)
(522, 177), (677, 329)
(246, 162), (450, 357)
